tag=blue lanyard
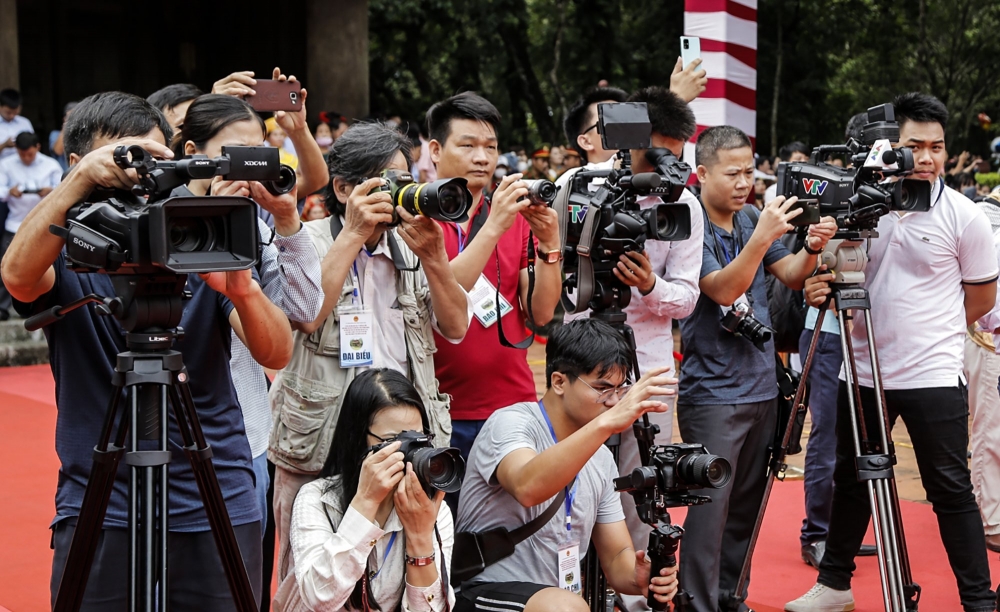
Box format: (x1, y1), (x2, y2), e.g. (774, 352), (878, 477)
(350, 261), (362, 307)
(370, 531), (397, 580)
(713, 227), (739, 265)
(456, 224), (466, 254)
(537, 400), (576, 533)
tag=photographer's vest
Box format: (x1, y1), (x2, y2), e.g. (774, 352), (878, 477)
(268, 217), (452, 475)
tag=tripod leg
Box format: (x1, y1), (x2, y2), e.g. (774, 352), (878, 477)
(168, 373), (257, 611)
(54, 380), (129, 612)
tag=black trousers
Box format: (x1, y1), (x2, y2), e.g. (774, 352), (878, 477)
(50, 519), (263, 611)
(817, 383), (996, 612)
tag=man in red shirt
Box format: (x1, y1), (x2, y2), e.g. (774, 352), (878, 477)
(426, 93), (562, 510)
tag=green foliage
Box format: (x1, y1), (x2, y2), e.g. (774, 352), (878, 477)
(975, 172), (1000, 188)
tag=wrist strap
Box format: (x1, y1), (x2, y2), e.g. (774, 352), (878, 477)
(803, 240), (822, 255)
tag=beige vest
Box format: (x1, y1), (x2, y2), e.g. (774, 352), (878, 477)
(267, 219), (452, 475)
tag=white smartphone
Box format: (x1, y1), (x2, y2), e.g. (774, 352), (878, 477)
(680, 36), (701, 67)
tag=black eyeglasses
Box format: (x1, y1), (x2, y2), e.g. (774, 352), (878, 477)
(581, 122), (599, 135)
(366, 430), (434, 444)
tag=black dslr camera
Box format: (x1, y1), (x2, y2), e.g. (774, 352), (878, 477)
(371, 169), (474, 225)
(371, 430), (466, 498)
(720, 301), (773, 353)
(56, 145), (296, 275)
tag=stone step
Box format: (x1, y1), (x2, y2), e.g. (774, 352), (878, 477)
(0, 339), (49, 367)
(0, 318), (44, 343)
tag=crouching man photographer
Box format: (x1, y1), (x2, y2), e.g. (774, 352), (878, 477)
(785, 93), (998, 612)
(676, 126), (836, 612)
(454, 319), (678, 612)
(0, 91), (294, 609)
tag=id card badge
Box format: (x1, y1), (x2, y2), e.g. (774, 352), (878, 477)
(339, 310), (375, 368)
(557, 544), (582, 594)
(720, 293), (750, 317)
(470, 274), (513, 328)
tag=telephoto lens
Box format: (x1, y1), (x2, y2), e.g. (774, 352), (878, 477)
(522, 179), (558, 206)
(395, 177), (473, 224)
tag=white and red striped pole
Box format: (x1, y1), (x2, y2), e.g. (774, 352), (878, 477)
(683, 0), (758, 164)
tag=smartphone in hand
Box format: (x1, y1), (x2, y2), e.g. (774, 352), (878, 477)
(248, 80), (302, 112)
(680, 36), (701, 68)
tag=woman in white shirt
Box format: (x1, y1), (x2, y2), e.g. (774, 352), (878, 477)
(274, 368), (455, 611)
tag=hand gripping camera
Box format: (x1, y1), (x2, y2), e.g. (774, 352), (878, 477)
(371, 169), (474, 225)
(371, 430), (465, 498)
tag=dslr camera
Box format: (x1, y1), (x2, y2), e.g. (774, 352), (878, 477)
(371, 169), (474, 225)
(371, 430), (465, 498)
(720, 301), (773, 353)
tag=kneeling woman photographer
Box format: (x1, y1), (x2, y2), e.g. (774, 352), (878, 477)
(274, 368), (455, 611)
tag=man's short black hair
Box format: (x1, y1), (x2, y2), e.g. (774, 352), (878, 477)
(627, 86), (697, 143)
(425, 92), (501, 145)
(64, 92), (173, 158)
(564, 86), (628, 158)
(0, 88), (21, 109)
(695, 125), (752, 168)
(545, 319), (632, 388)
(844, 112), (867, 142)
(146, 84), (204, 113)
(892, 92), (949, 132)
(15, 131), (39, 150)
(777, 141), (809, 162)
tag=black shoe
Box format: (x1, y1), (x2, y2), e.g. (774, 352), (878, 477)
(857, 543), (877, 556)
(801, 540), (826, 568)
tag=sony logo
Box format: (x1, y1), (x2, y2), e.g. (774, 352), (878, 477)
(72, 237), (97, 252)
(243, 161), (268, 166)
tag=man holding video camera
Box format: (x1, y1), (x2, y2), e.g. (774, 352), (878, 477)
(786, 93), (998, 612)
(677, 125), (837, 612)
(0, 91), (295, 609)
(455, 318), (678, 612)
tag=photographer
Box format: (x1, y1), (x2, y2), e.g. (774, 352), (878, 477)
(676, 125), (836, 612)
(455, 319), (678, 612)
(273, 368), (454, 611)
(786, 93), (998, 612)
(0, 91), (294, 609)
(425, 93), (562, 489)
(173, 93), (324, 525)
(268, 121), (471, 584)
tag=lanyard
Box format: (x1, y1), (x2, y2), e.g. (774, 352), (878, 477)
(713, 227), (739, 265)
(350, 261), (363, 308)
(537, 400), (576, 533)
(456, 224), (466, 254)
(370, 531), (397, 580)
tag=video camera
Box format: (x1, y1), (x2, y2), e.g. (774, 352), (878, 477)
(370, 430), (465, 498)
(554, 102), (693, 316)
(54, 145), (297, 275)
(775, 103), (933, 238)
(371, 169), (474, 226)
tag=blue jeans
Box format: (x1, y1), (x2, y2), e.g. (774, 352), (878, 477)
(446, 419), (488, 518)
(252, 452), (270, 532)
(798, 328), (843, 546)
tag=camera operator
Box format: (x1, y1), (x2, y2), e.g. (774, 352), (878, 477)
(676, 125), (836, 612)
(562, 86), (703, 611)
(274, 368), (455, 611)
(561, 86), (629, 172)
(172, 93), (324, 527)
(0, 91), (295, 609)
(786, 93), (998, 612)
(268, 121), (472, 585)
(763, 141), (810, 203)
(424, 93), (562, 493)
(455, 319), (677, 612)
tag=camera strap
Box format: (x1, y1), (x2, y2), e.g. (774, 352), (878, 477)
(563, 197), (603, 314)
(329, 214), (420, 272)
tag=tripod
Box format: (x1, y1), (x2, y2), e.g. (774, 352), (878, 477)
(29, 275), (258, 612)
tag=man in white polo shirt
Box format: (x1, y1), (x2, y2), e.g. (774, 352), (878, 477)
(786, 93), (999, 612)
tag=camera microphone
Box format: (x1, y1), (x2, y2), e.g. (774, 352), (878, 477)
(619, 172), (662, 194)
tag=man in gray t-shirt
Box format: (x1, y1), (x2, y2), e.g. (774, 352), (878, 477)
(454, 319), (679, 612)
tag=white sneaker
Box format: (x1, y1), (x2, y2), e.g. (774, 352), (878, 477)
(784, 583), (855, 611)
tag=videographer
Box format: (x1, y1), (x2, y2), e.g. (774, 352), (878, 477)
(676, 125), (836, 612)
(786, 93), (998, 612)
(273, 368), (455, 611)
(268, 121), (472, 585)
(0, 91), (295, 609)
(455, 319), (678, 612)
(561, 86), (628, 170)
(172, 93), (324, 526)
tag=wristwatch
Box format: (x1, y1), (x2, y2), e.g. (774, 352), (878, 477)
(536, 248), (563, 264)
(803, 239), (822, 255)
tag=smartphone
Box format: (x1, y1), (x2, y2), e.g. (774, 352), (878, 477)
(248, 80), (302, 113)
(680, 36), (701, 67)
(787, 200), (822, 227)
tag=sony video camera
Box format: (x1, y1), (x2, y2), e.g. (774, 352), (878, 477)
(55, 145), (297, 275)
(370, 430), (465, 498)
(774, 103), (933, 237)
(555, 102), (693, 315)
(372, 169), (474, 225)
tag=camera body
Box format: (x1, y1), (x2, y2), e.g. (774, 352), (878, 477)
(371, 169), (473, 226)
(720, 301), (773, 353)
(372, 430), (466, 499)
(521, 179), (558, 206)
(615, 443), (732, 505)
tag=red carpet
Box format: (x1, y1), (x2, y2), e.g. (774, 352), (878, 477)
(1, 364), (998, 611)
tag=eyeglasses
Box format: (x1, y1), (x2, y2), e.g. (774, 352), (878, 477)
(581, 122), (599, 135)
(367, 430), (434, 444)
(576, 378), (633, 403)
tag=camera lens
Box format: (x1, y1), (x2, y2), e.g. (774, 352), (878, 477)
(168, 217), (219, 252)
(263, 164), (297, 196)
(436, 183), (464, 216)
(524, 179), (557, 206)
(677, 453), (732, 489)
(410, 447), (466, 494)
(397, 177), (473, 224)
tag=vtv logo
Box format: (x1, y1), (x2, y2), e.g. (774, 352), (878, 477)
(801, 178), (829, 196)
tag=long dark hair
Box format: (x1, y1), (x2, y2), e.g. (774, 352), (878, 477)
(172, 93), (265, 158)
(318, 368), (429, 611)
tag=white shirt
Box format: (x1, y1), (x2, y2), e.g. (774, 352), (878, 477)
(976, 228), (1000, 353)
(0, 115), (33, 160)
(846, 180), (998, 389)
(0, 152), (63, 232)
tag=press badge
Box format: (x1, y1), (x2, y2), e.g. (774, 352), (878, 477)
(470, 274), (513, 328)
(557, 544), (582, 594)
(339, 310), (375, 368)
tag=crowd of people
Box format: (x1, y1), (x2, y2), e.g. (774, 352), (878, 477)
(1, 48), (998, 612)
